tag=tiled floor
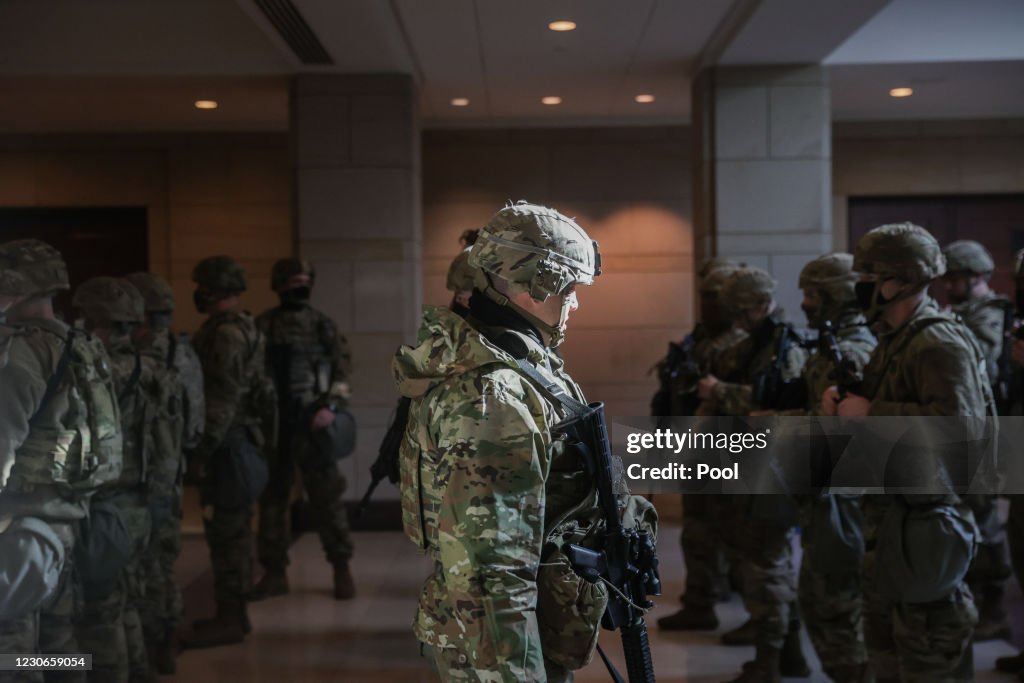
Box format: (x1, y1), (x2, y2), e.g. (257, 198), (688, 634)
(171, 526), (1021, 682)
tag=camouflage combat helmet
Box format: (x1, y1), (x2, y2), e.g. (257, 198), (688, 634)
(73, 276), (145, 324)
(698, 256), (743, 281)
(699, 262), (741, 296)
(943, 240), (994, 276)
(446, 248), (476, 293)
(126, 272), (175, 312)
(720, 266), (776, 314)
(469, 201), (600, 301)
(271, 258), (315, 291)
(0, 268), (33, 298)
(853, 223), (945, 284)
(192, 255), (247, 294)
(0, 239), (69, 296)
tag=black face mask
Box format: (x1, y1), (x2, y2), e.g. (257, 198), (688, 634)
(801, 304), (821, 328)
(854, 281), (877, 312)
(449, 297), (471, 320)
(279, 286), (311, 309)
(193, 290), (215, 314)
(149, 312), (173, 331)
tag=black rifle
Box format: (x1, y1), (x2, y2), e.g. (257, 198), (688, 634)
(560, 402), (661, 683)
(356, 396), (410, 517)
(751, 320), (807, 410)
(820, 320), (862, 400)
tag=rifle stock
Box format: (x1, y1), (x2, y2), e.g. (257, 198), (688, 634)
(356, 396), (410, 518)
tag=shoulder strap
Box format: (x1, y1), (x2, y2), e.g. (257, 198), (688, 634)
(29, 329), (77, 427)
(118, 351), (142, 403)
(489, 332), (588, 419)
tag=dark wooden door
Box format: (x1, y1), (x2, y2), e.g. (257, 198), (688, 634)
(0, 207), (149, 320)
(849, 195), (1024, 306)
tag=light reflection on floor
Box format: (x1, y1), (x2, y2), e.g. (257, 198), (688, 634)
(170, 526), (1019, 682)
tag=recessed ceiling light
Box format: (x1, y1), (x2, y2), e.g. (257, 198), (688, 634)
(194, 100), (218, 110)
(450, 97), (470, 107)
(548, 20), (576, 32)
(634, 94), (656, 104)
(542, 96), (562, 106)
(889, 87), (913, 98)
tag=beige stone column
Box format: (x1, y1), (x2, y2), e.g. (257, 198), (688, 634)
(291, 74), (421, 504)
(693, 65), (832, 321)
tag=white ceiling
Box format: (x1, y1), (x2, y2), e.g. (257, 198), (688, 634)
(0, 0), (1020, 132)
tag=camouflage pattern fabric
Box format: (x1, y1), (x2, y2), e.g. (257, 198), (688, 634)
(678, 326), (747, 610)
(795, 311), (876, 679)
(0, 317), (122, 676)
(860, 296), (991, 682)
(698, 312), (808, 651)
(256, 303), (353, 570)
(192, 310), (268, 608)
(951, 290), (1008, 383)
(135, 329), (187, 645)
(394, 305), (626, 680)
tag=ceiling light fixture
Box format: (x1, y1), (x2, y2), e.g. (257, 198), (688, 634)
(194, 100), (218, 110)
(450, 97), (470, 107)
(542, 96), (562, 105)
(889, 87), (913, 98)
(634, 94), (655, 104)
(548, 20), (576, 32)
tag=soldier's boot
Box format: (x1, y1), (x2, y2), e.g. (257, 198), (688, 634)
(657, 604), (719, 631)
(334, 561), (356, 600)
(182, 603), (248, 649)
(722, 617), (757, 646)
(249, 567), (289, 601)
(779, 617), (810, 678)
(728, 646), (781, 683)
(996, 650), (1024, 673)
(973, 585), (1011, 642)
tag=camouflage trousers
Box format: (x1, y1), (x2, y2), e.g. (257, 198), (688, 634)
(863, 550), (977, 683)
(76, 500), (150, 683)
(203, 503), (253, 609)
(257, 430), (353, 570)
(679, 494), (731, 608)
(424, 645), (573, 683)
(138, 487), (183, 646)
(0, 523), (81, 683)
(738, 497), (798, 649)
(964, 494), (1011, 608)
(798, 560), (866, 675)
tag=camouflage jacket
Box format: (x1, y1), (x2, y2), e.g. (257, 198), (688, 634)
(863, 297), (993, 417)
(143, 330), (204, 450)
(652, 324), (748, 417)
(951, 290), (1009, 381)
(800, 311), (876, 415)
(394, 305), (592, 680)
(192, 310), (268, 465)
(0, 319), (121, 522)
(702, 312), (808, 416)
(257, 304), (352, 409)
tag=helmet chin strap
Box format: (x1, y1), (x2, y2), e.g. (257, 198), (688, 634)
(480, 276), (565, 348)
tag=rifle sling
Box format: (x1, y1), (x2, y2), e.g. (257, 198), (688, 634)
(29, 328), (77, 428)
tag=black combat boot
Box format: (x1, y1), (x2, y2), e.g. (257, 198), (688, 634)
(249, 567), (289, 601)
(779, 616), (810, 677)
(728, 645), (781, 683)
(657, 604), (719, 631)
(182, 602), (248, 649)
(722, 617), (757, 646)
(997, 650), (1024, 673)
(973, 585), (1012, 641)
(334, 561), (356, 600)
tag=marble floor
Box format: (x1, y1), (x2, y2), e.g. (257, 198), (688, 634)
(170, 525), (1021, 683)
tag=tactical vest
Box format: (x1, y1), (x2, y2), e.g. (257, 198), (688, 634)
(7, 327), (123, 498)
(261, 307), (337, 403)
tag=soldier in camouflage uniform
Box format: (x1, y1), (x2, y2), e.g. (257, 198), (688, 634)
(182, 256), (271, 649)
(0, 240), (123, 683)
(791, 253), (876, 683)
(124, 272), (193, 675)
(657, 261), (747, 632)
(696, 266), (809, 682)
(823, 223), (990, 683)
(249, 258), (355, 601)
(939, 240), (1013, 643)
(446, 228), (480, 318)
(395, 202), (655, 682)
(72, 277), (163, 683)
